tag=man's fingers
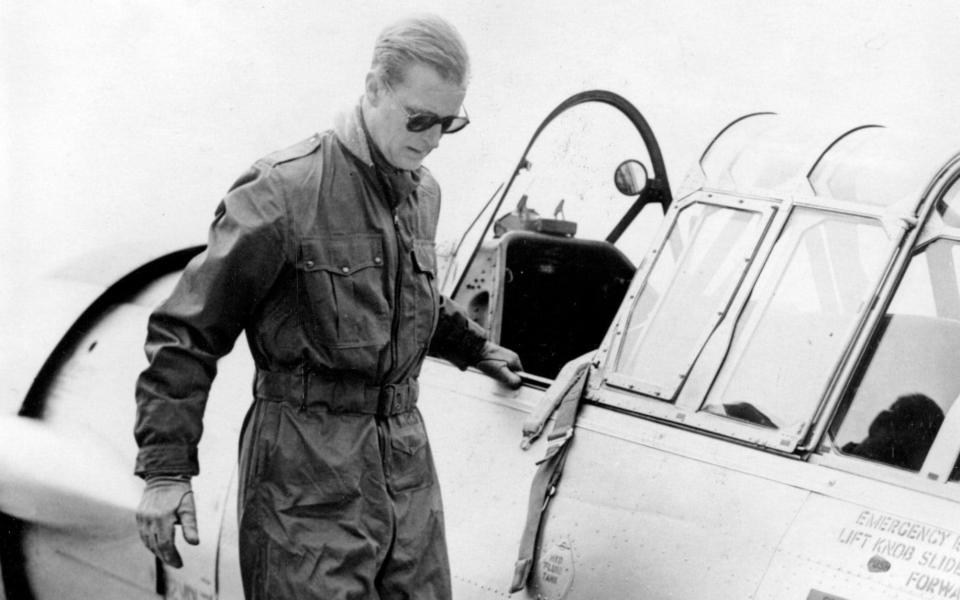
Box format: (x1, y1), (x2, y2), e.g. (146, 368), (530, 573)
(479, 360), (523, 389)
(177, 491), (200, 546)
(138, 513), (184, 568)
(154, 516), (184, 568)
(477, 342), (523, 387)
(496, 364), (523, 389)
(138, 520), (153, 551)
(154, 531), (183, 569)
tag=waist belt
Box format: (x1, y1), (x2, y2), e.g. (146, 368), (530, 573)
(254, 370), (418, 416)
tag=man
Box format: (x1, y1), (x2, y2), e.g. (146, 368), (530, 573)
(134, 14), (523, 599)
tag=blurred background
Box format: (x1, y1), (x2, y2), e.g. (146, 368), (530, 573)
(2, 0), (960, 313)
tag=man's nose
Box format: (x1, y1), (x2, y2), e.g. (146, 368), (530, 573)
(423, 125), (442, 151)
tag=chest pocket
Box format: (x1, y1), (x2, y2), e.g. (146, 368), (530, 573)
(297, 235), (389, 347)
(411, 239), (439, 345)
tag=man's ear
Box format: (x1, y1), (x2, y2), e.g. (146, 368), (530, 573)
(365, 72), (383, 106)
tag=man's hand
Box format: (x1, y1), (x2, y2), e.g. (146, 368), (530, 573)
(136, 476), (199, 569)
(476, 341), (524, 389)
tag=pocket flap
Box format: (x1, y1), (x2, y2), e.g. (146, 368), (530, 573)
(390, 412), (428, 456)
(411, 239), (437, 277)
(298, 235), (384, 275)
(391, 430), (427, 456)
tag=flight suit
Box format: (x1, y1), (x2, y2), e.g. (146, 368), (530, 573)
(134, 103), (488, 599)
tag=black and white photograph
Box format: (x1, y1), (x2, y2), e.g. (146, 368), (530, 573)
(2, 1), (960, 598)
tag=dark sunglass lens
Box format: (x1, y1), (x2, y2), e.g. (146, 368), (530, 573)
(406, 115), (437, 133)
(442, 117), (469, 134)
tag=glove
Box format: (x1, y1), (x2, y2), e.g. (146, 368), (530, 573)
(136, 476), (199, 569)
(476, 341), (524, 389)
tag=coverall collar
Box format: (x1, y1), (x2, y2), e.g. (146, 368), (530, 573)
(335, 100), (419, 207)
(333, 100), (376, 168)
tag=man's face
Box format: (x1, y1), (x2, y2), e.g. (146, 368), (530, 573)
(365, 62), (467, 170)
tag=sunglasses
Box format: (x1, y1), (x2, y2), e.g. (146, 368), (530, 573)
(384, 81), (470, 134)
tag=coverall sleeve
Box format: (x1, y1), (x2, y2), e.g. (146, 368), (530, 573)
(134, 163), (289, 478)
(428, 294), (489, 370)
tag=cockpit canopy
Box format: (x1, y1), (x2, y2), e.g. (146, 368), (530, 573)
(599, 113), (960, 473)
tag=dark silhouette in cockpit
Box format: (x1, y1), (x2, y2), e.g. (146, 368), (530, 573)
(842, 393), (944, 471)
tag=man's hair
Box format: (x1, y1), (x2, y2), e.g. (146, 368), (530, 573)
(371, 14), (470, 88)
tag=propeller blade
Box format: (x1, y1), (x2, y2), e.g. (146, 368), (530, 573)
(0, 415), (141, 536)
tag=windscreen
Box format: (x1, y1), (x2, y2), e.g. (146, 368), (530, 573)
(701, 208), (893, 430)
(614, 201), (767, 399)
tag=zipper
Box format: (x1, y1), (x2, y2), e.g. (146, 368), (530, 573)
(299, 369), (308, 413)
(389, 209), (403, 378)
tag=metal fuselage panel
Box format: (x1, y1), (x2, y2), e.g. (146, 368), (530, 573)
(519, 402), (960, 599)
(417, 359), (548, 596)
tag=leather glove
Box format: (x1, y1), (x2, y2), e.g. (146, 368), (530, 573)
(136, 476), (199, 569)
(476, 341), (524, 389)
